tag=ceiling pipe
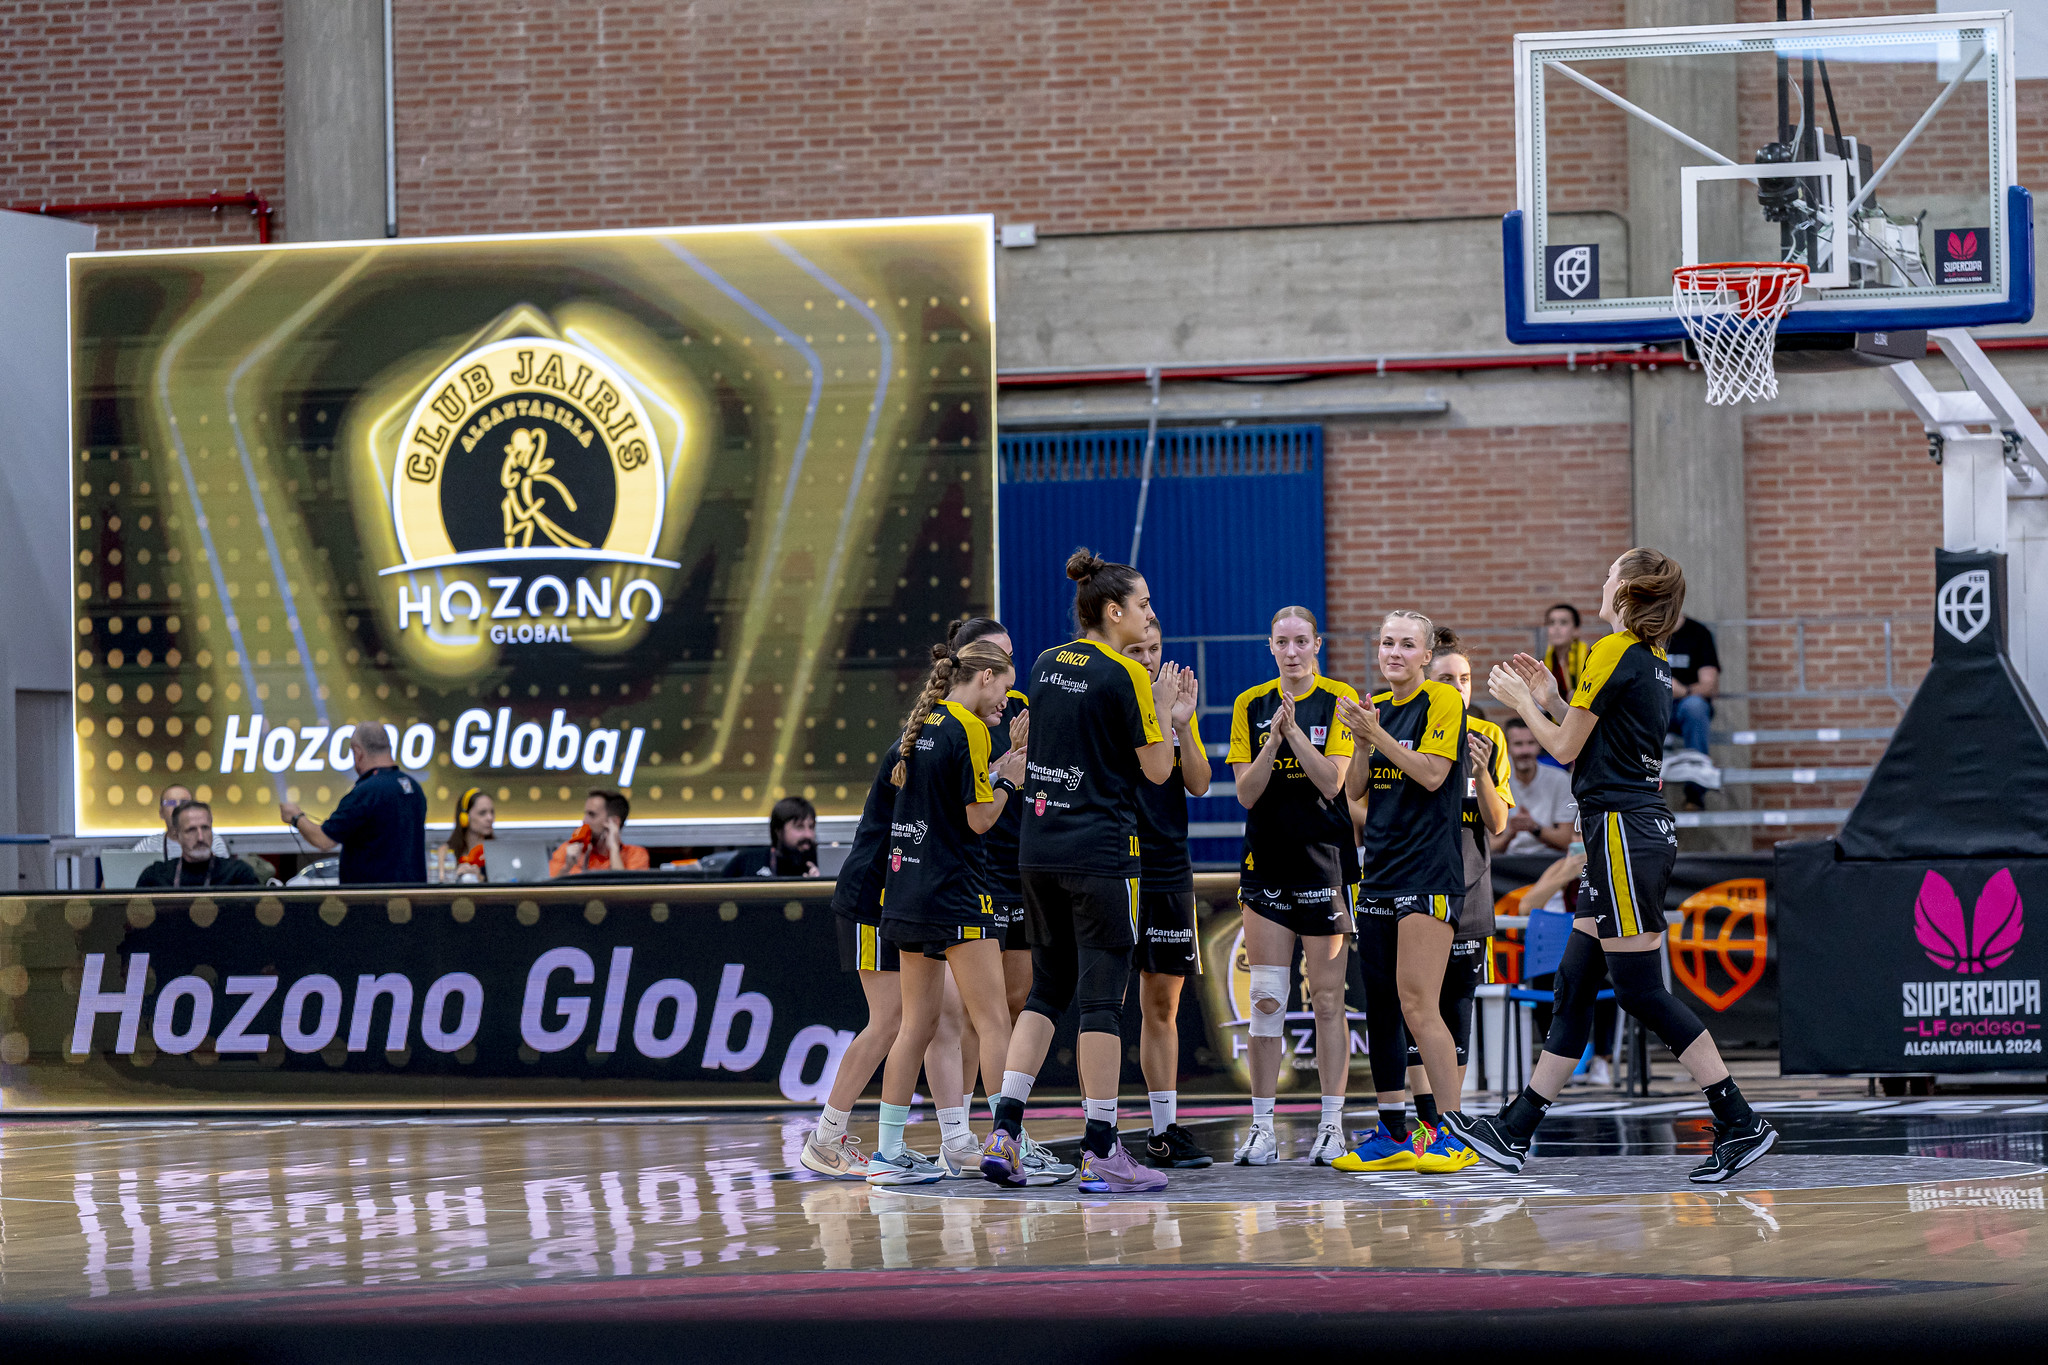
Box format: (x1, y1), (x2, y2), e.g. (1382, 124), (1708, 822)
(6, 190), (275, 243)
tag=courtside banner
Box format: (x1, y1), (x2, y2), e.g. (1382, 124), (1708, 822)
(1778, 841), (2046, 1074)
(68, 217), (996, 836)
(1491, 853), (1778, 1048)
(0, 882), (876, 1110)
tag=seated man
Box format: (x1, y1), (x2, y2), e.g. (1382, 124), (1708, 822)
(1664, 613), (1722, 809)
(1492, 716), (1576, 856)
(723, 795), (820, 877)
(138, 801), (260, 888)
(550, 789), (650, 876)
(134, 782), (228, 863)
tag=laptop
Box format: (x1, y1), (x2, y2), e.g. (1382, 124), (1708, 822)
(100, 850), (163, 889)
(483, 839), (557, 884)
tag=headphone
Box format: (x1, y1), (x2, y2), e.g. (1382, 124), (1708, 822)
(457, 787), (481, 829)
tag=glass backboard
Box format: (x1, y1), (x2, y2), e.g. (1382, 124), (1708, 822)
(1507, 9), (2029, 343)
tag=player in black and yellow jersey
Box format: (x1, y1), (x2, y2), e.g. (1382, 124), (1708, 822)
(1334, 610), (1473, 1174)
(1402, 629), (1514, 1137)
(1448, 549), (1777, 1183)
(1129, 619), (1215, 1170)
(984, 549), (1182, 1195)
(1227, 606), (1358, 1167)
(804, 743), (970, 1180)
(869, 639), (1028, 1185)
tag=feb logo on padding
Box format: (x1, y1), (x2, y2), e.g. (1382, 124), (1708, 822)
(1543, 243), (1599, 301)
(1938, 569), (1991, 643)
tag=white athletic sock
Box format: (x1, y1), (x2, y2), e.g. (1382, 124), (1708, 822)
(962, 1091), (974, 1114)
(877, 1101), (910, 1159)
(1320, 1095), (1345, 1129)
(816, 1104), (850, 1143)
(1148, 1090), (1177, 1135)
(1251, 1096), (1275, 1130)
(937, 1105), (971, 1148)
(1000, 1070), (1035, 1103)
(1083, 1097), (1118, 1130)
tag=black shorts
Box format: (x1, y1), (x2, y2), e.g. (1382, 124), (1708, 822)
(837, 915), (900, 973)
(1135, 889), (1199, 977)
(995, 898), (1030, 951)
(1405, 936), (1490, 1067)
(1579, 808), (1677, 939)
(1240, 884), (1353, 938)
(880, 919), (1000, 958)
(1355, 890), (1463, 932)
(1021, 868), (1139, 952)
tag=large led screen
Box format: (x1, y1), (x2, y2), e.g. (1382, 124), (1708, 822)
(69, 217), (996, 834)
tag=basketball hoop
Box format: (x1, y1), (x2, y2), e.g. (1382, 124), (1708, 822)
(1671, 262), (1809, 405)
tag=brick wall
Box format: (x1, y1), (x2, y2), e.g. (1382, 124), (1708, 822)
(389, 0), (1626, 240)
(1319, 421), (1634, 695)
(0, 0), (284, 249)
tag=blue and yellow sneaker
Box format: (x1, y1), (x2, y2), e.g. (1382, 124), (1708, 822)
(1414, 1120), (1478, 1173)
(1330, 1121), (1424, 1172)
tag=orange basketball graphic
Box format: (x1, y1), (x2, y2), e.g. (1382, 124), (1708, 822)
(1668, 877), (1768, 1011)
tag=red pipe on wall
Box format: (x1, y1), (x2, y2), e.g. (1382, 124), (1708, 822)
(995, 335), (2048, 389)
(6, 190), (274, 244)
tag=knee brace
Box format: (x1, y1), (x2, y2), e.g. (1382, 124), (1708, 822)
(1541, 931), (1604, 1060)
(1248, 965), (1289, 1039)
(1022, 942), (1077, 1024)
(1607, 949), (1708, 1055)
(1075, 944), (1132, 1036)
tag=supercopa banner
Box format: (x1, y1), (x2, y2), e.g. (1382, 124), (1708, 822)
(67, 217), (997, 835)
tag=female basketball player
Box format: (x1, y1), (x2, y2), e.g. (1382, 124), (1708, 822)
(1332, 610), (1473, 1174)
(1129, 619), (1213, 1170)
(1401, 630), (1513, 1131)
(868, 639), (1028, 1185)
(1227, 606), (1358, 1167)
(983, 548), (1182, 1194)
(1445, 550), (1778, 1183)
(445, 788), (495, 879)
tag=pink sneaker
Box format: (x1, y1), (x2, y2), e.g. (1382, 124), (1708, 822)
(1077, 1142), (1169, 1193)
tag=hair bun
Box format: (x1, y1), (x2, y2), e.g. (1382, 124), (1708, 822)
(1431, 625), (1462, 655)
(1065, 547), (1107, 583)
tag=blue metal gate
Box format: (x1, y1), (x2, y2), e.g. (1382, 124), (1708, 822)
(997, 424), (1326, 863)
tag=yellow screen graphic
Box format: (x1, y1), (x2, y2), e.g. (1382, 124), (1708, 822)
(70, 217), (996, 833)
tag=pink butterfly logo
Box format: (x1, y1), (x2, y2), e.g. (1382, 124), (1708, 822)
(1914, 869), (2023, 974)
(1948, 230), (1979, 259)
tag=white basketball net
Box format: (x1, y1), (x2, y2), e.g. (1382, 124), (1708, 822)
(1671, 262), (1808, 405)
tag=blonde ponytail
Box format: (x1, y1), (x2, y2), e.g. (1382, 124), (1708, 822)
(891, 639), (1013, 786)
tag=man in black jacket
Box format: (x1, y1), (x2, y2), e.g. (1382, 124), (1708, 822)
(137, 802), (261, 888)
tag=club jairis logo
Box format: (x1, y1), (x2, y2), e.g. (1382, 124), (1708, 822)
(387, 338), (679, 642)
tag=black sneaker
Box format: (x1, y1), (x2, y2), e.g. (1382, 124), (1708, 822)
(1689, 1114), (1778, 1184)
(1441, 1109), (1530, 1174)
(1145, 1123), (1215, 1169)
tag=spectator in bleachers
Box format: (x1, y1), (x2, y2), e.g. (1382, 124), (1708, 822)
(1491, 716), (1576, 855)
(1665, 613), (1722, 809)
(1542, 602), (1589, 699)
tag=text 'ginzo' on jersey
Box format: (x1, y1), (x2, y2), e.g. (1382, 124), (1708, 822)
(1569, 630), (1672, 815)
(1228, 676), (1359, 891)
(1018, 639), (1163, 879)
(1358, 677), (1466, 896)
(882, 700), (998, 927)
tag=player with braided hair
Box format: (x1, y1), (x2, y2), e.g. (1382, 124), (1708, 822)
(866, 639), (1028, 1184)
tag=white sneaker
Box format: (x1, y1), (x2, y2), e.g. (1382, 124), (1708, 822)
(1019, 1132), (1078, 1186)
(1307, 1122), (1346, 1166)
(1233, 1124), (1278, 1166)
(1588, 1057), (1614, 1088)
(865, 1147), (945, 1186)
(939, 1133), (984, 1178)
(800, 1131), (874, 1180)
